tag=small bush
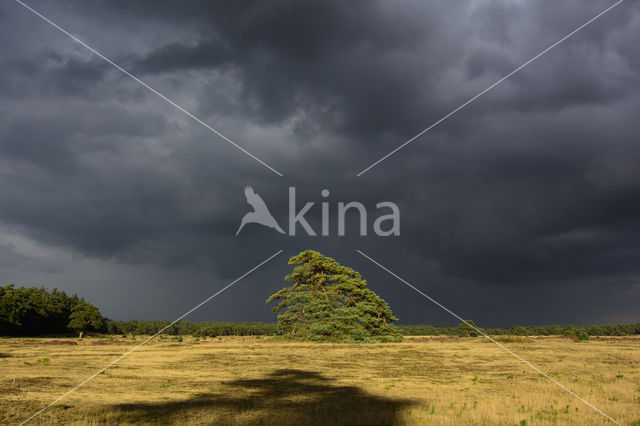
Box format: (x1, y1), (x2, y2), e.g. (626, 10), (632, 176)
(576, 330), (590, 341)
(510, 326), (528, 336)
(174, 336), (183, 343)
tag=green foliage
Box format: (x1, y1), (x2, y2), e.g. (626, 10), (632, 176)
(456, 320), (479, 337)
(2, 284), (639, 339)
(193, 326), (217, 338)
(0, 284), (82, 336)
(104, 320), (277, 337)
(266, 250), (402, 342)
(511, 326), (529, 336)
(575, 329), (590, 341)
(67, 301), (103, 338)
(396, 322), (640, 337)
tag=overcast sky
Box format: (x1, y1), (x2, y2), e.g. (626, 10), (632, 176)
(1, 0), (639, 327)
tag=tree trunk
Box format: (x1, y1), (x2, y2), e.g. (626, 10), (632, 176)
(78, 331), (84, 339)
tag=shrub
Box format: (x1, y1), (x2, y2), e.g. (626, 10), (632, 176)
(576, 329), (590, 341)
(456, 320), (479, 337)
(510, 326), (528, 336)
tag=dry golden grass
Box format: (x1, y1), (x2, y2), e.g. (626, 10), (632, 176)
(0, 335), (639, 425)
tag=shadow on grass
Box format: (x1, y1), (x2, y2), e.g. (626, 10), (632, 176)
(107, 369), (418, 425)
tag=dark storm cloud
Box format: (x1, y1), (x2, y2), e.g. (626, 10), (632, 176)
(0, 0), (638, 325)
(110, 0), (640, 142)
(126, 0), (458, 138)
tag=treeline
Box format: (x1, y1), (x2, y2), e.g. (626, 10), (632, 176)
(0, 285), (276, 337)
(103, 321), (640, 338)
(0, 284), (82, 335)
(396, 322), (640, 337)
(2, 285), (639, 337)
(102, 320), (277, 337)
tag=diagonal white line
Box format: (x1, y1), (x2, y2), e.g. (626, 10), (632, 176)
(356, 0), (625, 176)
(19, 249), (284, 425)
(356, 249), (621, 425)
(12, 0), (284, 177)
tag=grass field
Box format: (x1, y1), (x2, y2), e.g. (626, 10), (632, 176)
(1, 335), (639, 425)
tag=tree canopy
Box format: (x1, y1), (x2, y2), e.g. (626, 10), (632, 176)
(0, 284), (81, 335)
(267, 250), (402, 342)
(68, 301), (103, 338)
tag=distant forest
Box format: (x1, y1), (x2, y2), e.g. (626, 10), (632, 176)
(2, 285), (639, 337)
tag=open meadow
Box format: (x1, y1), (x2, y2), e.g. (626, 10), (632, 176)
(1, 336), (639, 425)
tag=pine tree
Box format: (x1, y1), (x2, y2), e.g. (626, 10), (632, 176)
(266, 250), (401, 342)
(67, 301), (103, 338)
